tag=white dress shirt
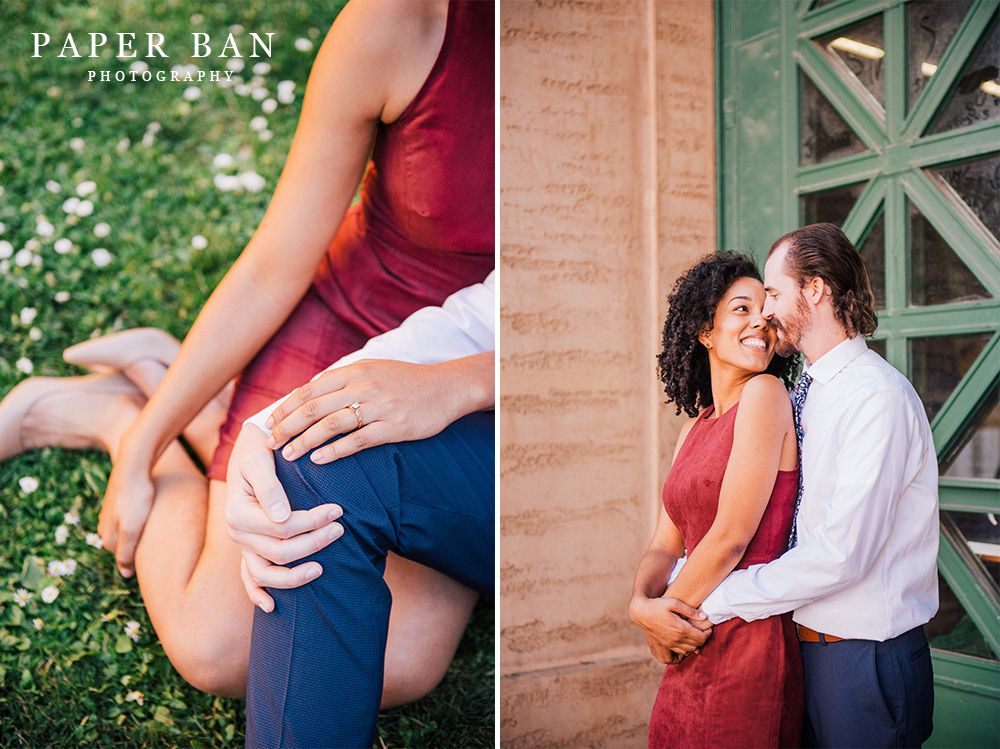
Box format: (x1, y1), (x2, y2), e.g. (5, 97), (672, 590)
(700, 336), (939, 641)
(244, 271), (495, 433)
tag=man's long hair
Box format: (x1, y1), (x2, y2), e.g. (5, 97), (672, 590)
(769, 222), (878, 338)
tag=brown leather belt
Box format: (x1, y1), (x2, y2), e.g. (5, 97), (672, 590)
(796, 624), (850, 644)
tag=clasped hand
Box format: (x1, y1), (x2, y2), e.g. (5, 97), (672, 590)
(225, 359), (467, 609)
(629, 595), (714, 665)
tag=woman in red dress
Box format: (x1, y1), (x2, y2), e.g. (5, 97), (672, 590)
(630, 252), (805, 747)
(0, 0), (493, 707)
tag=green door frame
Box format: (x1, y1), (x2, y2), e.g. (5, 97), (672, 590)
(716, 1), (1000, 745)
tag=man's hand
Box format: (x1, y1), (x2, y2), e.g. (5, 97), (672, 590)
(629, 595), (713, 661)
(225, 424), (345, 611)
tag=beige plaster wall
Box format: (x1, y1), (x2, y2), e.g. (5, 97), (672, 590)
(498, 1), (717, 745)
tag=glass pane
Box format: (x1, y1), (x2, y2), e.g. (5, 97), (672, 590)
(818, 15), (886, 107)
(909, 203), (992, 306)
(910, 333), (993, 422)
(801, 181), (865, 226)
(868, 339), (887, 359)
(929, 17), (1000, 135)
(858, 211), (886, 309)
(944, 387), (1000, 479)
(925, 569), (997, 660)
(907, 0), (976, 114)
(800, 73), (869, 166)
(929, 155), (1000, 241)
(812, 0), (842, 9)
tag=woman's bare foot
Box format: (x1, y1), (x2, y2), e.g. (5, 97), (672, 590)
(0, 374), (143, 461)
(63, 328), (181, 373)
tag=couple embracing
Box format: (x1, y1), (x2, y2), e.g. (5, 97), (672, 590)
(631, 223), (939, 748)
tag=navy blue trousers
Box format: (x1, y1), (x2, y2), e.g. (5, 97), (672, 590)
(245, 412), (494, 749)
(801, 626), (934, 748)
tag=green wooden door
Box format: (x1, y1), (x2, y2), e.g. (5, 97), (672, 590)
(717, 1), (1000, 745)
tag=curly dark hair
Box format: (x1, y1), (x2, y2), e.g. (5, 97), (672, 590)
(769, 222), (878, 338)
(658, 251), (799, 417)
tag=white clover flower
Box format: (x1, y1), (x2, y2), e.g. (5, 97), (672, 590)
(229, 23), (244, 34)
(45, 180), (61, 193)
(14, 589), (32, 607)
(41, 586), (58, 603)
(295, 38), (314, 52)
(29, 327), (42, 341)
(0, 260), (9, 273)
(64, 559), (77, 575)
(91, 248), (112, 267)
(213, 173), (240, 191)
(183, 86), (201, 101)
(47, 84), (61, 96)
(62, 197), (80, 214)
(33, 618), (43, 630)
(86, 532), (103, 549)
(258, 130), (273, 142)
(191, 235), (208, 250)
(0, 240), (12, 258)
(36, 220), (54, 237)
(19, 307), (37, 325)
(25, 238), (40, 251)
(124, 620), (140, 642)
(54, 525), (68, 544)
(277, 88), (295, 105)
(261, 98), (277, 115)
(54, 290), (70, 303)
(213, 153), (233, 169)
(239, 171), (265, 193)
(94, 222), (111, 238)
(76, 180), (97, 197)
(70, 137), (85, 152)
(75, 200), (94, 217)
(116, 138), (130, 153)
(71, 116), (82, 128)
(142, 132), (156, 147)
(14, 249), (33, 267)
(234, 83), (251, 97)
(190, 12), (203, 24)
(147, 121), (161, 133)
(15, 358), (34, 375)
(32, 254), (42, 268)
(47, 559), (67, 576)
(250, 116), (267, 131)
(64, 510), (80, 526)
(226, 58), (244, 73)
(18, 475), (38, 493)
(277, 80), (295, 94)
(251, 86), (268, 101)
(130, 60), (149, 74)
(54, 238), (73, 254)
(0, 221), (6, 234)
(0, 185), (4, 199)
(253, 61), (271, 76)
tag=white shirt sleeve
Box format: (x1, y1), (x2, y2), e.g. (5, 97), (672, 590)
(243, 272), (495, 433)
(701, 387), (929, 626)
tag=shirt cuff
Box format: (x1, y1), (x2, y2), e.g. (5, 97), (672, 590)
(700, 586), (734, 625)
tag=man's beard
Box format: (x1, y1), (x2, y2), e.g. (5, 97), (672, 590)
(771, 294), (810, 357)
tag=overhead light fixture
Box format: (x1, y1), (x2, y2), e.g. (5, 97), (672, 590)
(921, 62), (938, 77)
(829, 37), (885, 60)
(981, 80), (1000, 97)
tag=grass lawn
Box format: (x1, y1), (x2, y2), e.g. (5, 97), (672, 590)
(0, 1), (494, 746)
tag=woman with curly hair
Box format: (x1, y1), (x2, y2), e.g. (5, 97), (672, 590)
(630, 251), (805, 747)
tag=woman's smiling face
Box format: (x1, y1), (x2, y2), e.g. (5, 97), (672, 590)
(701, 276), (776, 374)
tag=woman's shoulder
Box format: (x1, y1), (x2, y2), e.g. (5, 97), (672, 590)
(737, 374), (792, 421)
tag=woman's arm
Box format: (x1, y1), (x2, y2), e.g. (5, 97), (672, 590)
(100, 0), (450, 577)
(663, 375), (795, 608)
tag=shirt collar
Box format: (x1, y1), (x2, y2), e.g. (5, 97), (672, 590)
(802, 336), (868, 386)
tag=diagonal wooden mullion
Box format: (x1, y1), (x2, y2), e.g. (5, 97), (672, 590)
(939, 478), (1000, 513)
(797, 151), (882, 193)
(938, 514), (1000, 659)
(841, 175), (886, 243)
(798, 38), (886, 152)
(931, 333), (1000, 458)
(901, 169), (1000, 296)
(906, 121), (1000, 170)
(904, 1), (999, 140)
(877, 300), (1000, 336)
(799, 0), (898, 38)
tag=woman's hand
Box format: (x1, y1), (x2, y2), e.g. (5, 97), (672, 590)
(98, 433), (156, 578)
(629, 594), (713, 662)
(226, 424), (345, 612)
(266, 353), (493, 464)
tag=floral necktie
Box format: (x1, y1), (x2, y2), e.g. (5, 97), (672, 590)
(788, 372), (813, 548)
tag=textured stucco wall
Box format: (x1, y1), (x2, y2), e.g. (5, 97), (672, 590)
(498, 1), (717, 745)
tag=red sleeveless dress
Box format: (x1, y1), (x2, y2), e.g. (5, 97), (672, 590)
(649, 402), (804, 748)
(207, 0), (494, 479)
